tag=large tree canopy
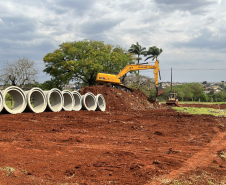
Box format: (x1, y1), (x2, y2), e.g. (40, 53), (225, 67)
(0, 57), (38, 87)
(128, 42), (146, 65)
(43, 40), (135, 89)
(145, 46), (163, 61)
(158, 83), (207, 101)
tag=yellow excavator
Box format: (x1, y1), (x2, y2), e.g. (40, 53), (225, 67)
(96, 60), (164, 97)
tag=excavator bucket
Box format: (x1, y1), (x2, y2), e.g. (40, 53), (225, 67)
(156, 85), (164, 97)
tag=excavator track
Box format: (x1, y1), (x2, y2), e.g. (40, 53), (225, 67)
(108, 83), (133, 92)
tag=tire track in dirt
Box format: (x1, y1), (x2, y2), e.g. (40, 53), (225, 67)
(155, 131), (226, 184)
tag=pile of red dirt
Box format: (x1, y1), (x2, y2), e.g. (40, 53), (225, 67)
(1, 106), (226, 184)
(79, 85), (160, 111)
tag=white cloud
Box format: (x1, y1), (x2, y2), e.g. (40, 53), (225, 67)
(0, 0), (225, 83)
(154, 0), (217, 14)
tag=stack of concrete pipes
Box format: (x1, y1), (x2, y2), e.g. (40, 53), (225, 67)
(0, 86), (106, 114)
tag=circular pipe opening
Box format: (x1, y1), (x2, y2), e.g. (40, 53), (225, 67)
(0, 91), (3, 112)
(25, 88), (47, 113)
(2, 86), (27, 114)
(44, 88), (63, 112)
(96, 94), (106, 111)
(72, 91), (82, 111)
(62, 90), (74, 111)
(81, 92), (97, 111)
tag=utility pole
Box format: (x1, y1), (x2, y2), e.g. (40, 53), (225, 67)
(171, 68), (172, 93)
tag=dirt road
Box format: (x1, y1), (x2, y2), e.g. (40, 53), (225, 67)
(0, 86), (226, 184)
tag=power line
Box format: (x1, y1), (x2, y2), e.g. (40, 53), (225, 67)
(138, 68), (226, 73)
(160, 68), (226, 71)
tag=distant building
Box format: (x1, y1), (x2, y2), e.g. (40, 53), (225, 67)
(62, 84), (76, 90)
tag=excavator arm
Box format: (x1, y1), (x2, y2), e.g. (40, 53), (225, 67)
(117, 61), (157, 85)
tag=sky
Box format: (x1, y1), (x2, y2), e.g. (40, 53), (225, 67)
(0, 0), (226, 83)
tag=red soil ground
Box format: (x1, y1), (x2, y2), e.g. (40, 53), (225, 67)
(0, 86), (226, 184)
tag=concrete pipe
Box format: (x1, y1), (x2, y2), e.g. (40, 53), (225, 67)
(0, 91), (3, 112)
(2, 86), (27, 114)
(95, 94), (106, 111)
(25, 88), (47, 113)
(44, 88), (63, 112)
(72, 91), (82, 111)
(62, 90), (74, 111)
(81, 92), (97, 111)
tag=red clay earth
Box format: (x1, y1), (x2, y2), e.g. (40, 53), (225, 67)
(0, 85), (226, 184)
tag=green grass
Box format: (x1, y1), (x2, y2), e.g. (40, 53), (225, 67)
(0, 166), (15, 177)
(153, 170), (226, 185)
(178, 101), (226, 105)
(5, 100), (34, 109)
(5, 100), (15, 109)
(169, 176), (224, 185)
(160, 101), (226, 105)
(172, 107), (226, 117)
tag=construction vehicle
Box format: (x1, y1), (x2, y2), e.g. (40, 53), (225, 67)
(96, 60), (164, 97)
(165, 68), (179, 106)
(166, 92), (178, 106)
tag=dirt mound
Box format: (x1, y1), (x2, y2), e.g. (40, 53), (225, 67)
(79, 85), (159, 111)
(1, 106), (226, 184)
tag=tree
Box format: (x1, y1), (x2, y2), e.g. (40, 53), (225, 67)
(0, 57), (38, 87)
(158, 83), (206, 102)
(145, 46), (163, 61)
(219, 83), (225, 89)
(125, 74), (155, 96)
(128, 42), (146, 75)
(43, 40), (135, 89)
